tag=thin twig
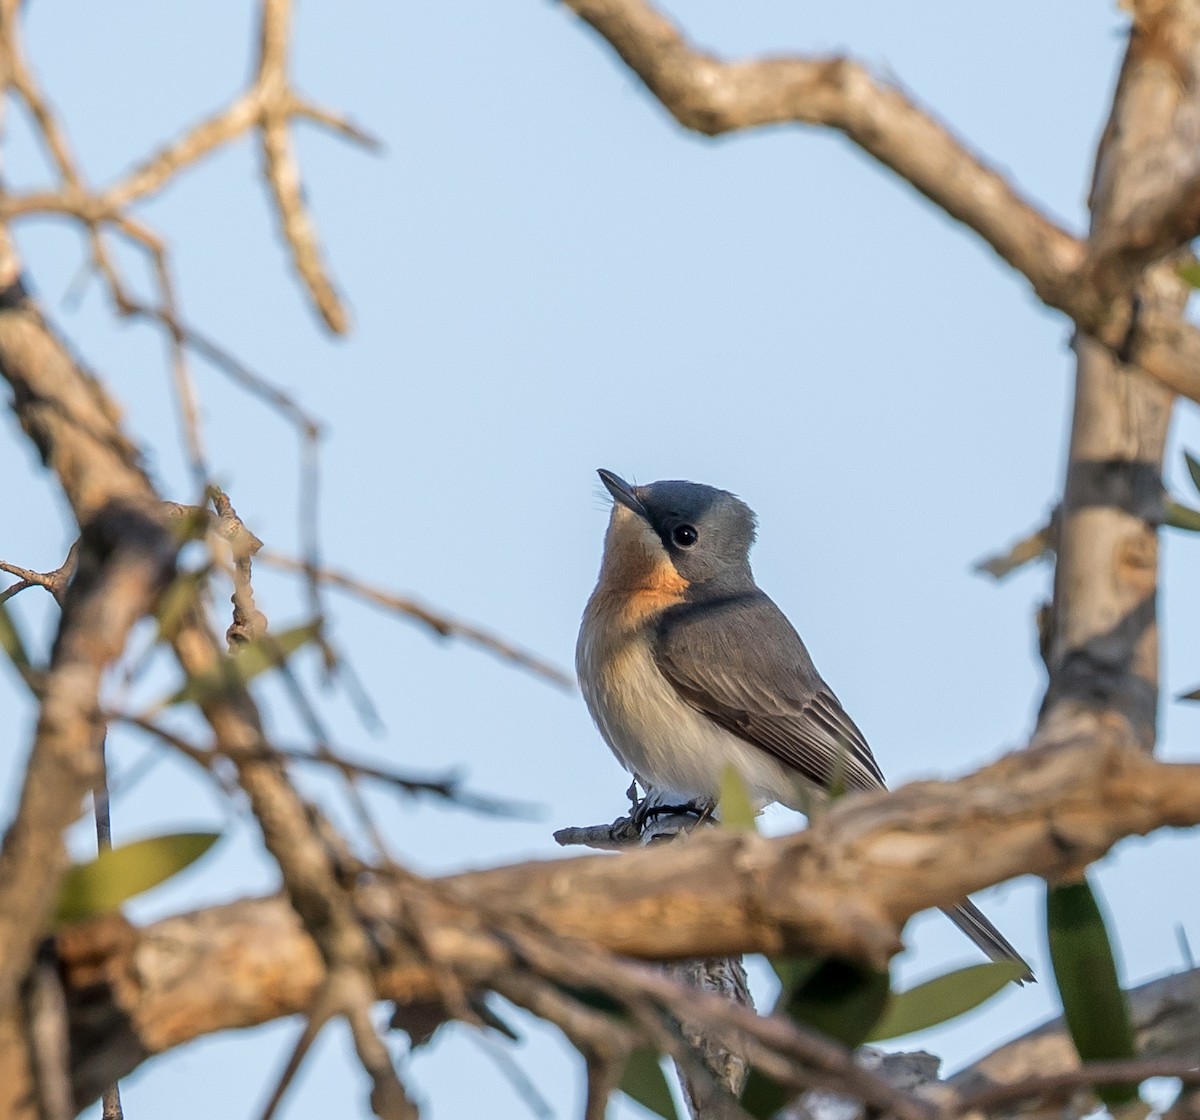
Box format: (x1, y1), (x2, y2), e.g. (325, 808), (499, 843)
(466, 1029), (556, 1120)
(955, 1058), (1200, 1114)
(0, 542), (79, 606)
(973, 513), (1057, 581)
(258, 550), (575, 688)
(0, 579), (34, 606)
(209, 487), (267, 648)
(112, 711), (537, 817)
(150, 243), (208, 492)
(255, 0), (349, 333)
(24, 945), (73, 1120)
(93, 736), (124, 1120)
(498, 927), (930, 1120)
(256, 993), (339, 1120)
(117, 297), (323, 435)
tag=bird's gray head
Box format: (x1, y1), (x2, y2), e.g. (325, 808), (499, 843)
(597, 469), (757, 587)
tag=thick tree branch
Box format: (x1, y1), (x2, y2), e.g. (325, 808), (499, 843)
(21, 733), (1200, 1111)
(952, 966), (1200, 1101)
(560, 0), (1200, 406)
(1081, 3), (1200, 300)
(561, 0), (1082, 303)
(0, 240), (415, 1116)
(1033, 3), (1196, 752)
(0, 501), (177, 1012)
(0, 0), (367, 336)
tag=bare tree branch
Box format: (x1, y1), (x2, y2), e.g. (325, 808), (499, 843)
(558, 0), (1200, 408)
(259, 549), (575, 688)
(26, 730), (1200, 1115)
(560, 0), (1082, 299)
(1033, 3), (1192, 754)
(1081, 3), (1200, 300)
(951, 966), (1200, 1103)
(0, 0), (365, 335)
(0, 232), (414, 1117)
(0, 500), (177, 1011)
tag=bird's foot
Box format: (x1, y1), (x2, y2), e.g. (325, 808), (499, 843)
(630, 795), (714, 834)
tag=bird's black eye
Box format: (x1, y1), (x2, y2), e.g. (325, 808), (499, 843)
(672, 524), (698, 548)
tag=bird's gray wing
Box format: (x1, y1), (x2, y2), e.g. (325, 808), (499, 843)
(654, 590), (886, 793)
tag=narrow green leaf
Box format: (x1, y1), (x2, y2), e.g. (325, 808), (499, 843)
(1165, 500), (1200, 532)
(0, 602), (33, 679)
(154, 566), (209, 642)
(742, 960), (889, 1116)
(557, 983), (627, 1019)
(1047, 878), (1138, 1107)
(169, 503), (213, 544)
(769, 956), (821, 995)
(778, 958), (890, 1049)
(1177, 262), (1200, 289)
(165, 620), (320, 707)
(1186, 451), (1200, 496)
(866, 961), (1027, 1041)
(1179, 685), (1200, 702)
(740, 1069), (791, 1119)
(619, 1049), (679, 1120)
(56, 831), (220, 923)
(718, 764), (758, 831)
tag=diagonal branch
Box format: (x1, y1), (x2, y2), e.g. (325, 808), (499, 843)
(559, 0), (1200, 406)
(0, 0), (374, 335)
(259, 550), (575, 688)
(31, 732), (1200, 1115)
(0, 237), (414, 1118)
(561, 0), (1082, 301)
(0, 500), (177, 1012)
(1080, 2), (1200, 300)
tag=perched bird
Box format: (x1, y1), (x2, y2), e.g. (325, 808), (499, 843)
(577, 469), (1033, 981)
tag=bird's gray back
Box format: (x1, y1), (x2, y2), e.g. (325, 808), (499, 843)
(653, 587), (887, 793)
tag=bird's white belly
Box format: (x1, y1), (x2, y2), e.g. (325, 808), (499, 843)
(577, 626), (802, 809)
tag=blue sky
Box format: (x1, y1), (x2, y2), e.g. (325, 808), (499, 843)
(3, 2), (1200, 1117)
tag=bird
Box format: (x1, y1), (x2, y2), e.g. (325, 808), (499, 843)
(576, 469), (1033, 982)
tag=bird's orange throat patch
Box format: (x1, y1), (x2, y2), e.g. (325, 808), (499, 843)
(615, 562), (689, 625)
(592, 507), (689, 627)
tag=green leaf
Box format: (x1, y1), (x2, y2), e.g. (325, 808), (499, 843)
(1165, 500), (1200, 532)
(718, 764), (758, 831)
(56, 831), (220, 924)
(0, 602), (33, 681)
(740, 1068), (791, 1119)
(1178, 262), (1200, 289)
(1179, 685), (1200, 702)
(154, 566), (210, 642)
(619, 1048), (679, 1120)
(778, 958), (890, 1049)
(769, 956), (821, 995)
(169, 503), (213, 544)
(556, 983), (627, 1019)
(744, 958), (888, 1119)
(1185, 451), (1200, 495)
(866, 961), (1028, 1041)
(1047, 878), (1138, 1107)
(164, 620), (320, 707)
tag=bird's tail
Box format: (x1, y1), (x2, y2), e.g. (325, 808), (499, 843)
(941, 900), (1035, 984)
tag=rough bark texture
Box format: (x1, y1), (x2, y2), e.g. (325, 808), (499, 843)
(951, 966), (1200, 1099)
(0, 498), (177, 1012)
(1036, 3), (1200, 752)
(0, 734), (1187, 1111)
(0, 237), (416, 1115)
(561, 0), (1200, 406)
(5, 2), (1200, 1117)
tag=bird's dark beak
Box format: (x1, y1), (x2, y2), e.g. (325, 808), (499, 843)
(598, 469), (649, 520)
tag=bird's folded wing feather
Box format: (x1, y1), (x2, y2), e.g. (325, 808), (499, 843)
(653, 590), (886, 793)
